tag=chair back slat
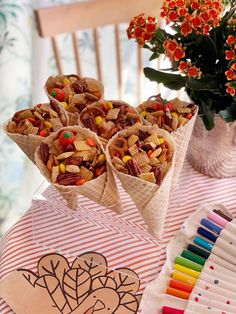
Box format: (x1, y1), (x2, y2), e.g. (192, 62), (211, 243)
(72, 32), (82, 76)
(114, 24), (122, 99)
(137, 47), (143, 103)
(93, 28), (102, 82)
(51, 37), (62, 74)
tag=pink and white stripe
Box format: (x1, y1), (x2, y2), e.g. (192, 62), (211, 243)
(1, 160), (236, 313)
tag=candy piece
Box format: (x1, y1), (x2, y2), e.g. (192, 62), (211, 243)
(59, 131), (75, 146)
(171, 112), (178, 119)
(51, 88), (65, 101)
(122, 155), (132, 163)
(63, 78), (70, 85)
(59, 163), (66, 173)
(95, 116), (103, 125)
(98, 154), (106, 162)
(76, 178), (86, 186)
(39, 130), (48, 137)
(86, 138), (96, 147)
(140, 111), (147, 117)
(44, 121), (53, 129)
(107, 101), (113, 109)
(61, 102), (69, 110)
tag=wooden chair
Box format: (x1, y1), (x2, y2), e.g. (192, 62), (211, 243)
(34, 0), (163, 102)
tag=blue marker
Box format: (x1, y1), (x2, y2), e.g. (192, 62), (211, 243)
(197, 227), (218, 243)
(200, 218), (222, 235)
(193, 236), (213, 252)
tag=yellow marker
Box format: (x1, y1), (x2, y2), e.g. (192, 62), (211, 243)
(172, 270), (197, 286)
(63, 78), (70, 85)
(44, 121), (53, 129)
(171, 112), (179, 119)
(95, 116), (103, 125)
(107, 101), (113, 109)
(174, 264), (200, 279)
(122, 155), (132, 163)
(61, 102), (68, 110)
(158, 137), (164, 144)
(59, 163), (66, 173)
(98, 154), (106, 162)
(140, 111), (148, 117)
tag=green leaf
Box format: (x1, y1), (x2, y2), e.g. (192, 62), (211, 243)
(195, 35), (217, 71)
(154, 28), (167, 43)
(202, 111), (215, 130)
(144, 67), (186, 90)
(186, 75), (219, 91)
(220, 104), (236, 122)
(149, 51), (159, 61)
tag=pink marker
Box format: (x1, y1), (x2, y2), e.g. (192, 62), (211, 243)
(207, 211), (228, 228)
(162, 306), (184, 314)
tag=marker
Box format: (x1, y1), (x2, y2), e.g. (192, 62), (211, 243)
(213, 209), (232, 222)
(174, 264), (200, 279)
(166, 286), (190, 300)
(162, 306), (184, 314)
(169, 278), (194, 293)
(175, 256), (203, 272)
(181, 250), (206, 266)
(197, 227), (218, 243)
(200, 218), (223, 235)
(207, 211), (228, 228)
(187, 244), (210, 259)
(193, 236), (213, 252)
(172, 270), (197, 286)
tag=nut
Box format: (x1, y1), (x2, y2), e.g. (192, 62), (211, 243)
(40, 143), (50, 164)
(126, 159), (141, 177)
(57, 173), (81, 185)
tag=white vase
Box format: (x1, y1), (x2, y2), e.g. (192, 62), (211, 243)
(187, 115), (236, 178)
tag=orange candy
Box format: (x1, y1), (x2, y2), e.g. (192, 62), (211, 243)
(76, 178), (86, 186)
(86, 138), (96, 147)
(147, 150), (153, 157)
(186, 113), (192, 119)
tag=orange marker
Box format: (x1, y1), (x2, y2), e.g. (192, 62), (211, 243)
(169, 278), (194, 293)
(166, 287), (190, 300)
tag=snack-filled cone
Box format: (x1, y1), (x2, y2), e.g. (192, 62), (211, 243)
(79, 100), (143, 148)
(3, 103), (69, 163)
(34, 126), (123, 213)
(3, 123), (44, 163)
(44, 75), (104, 126)
(106, 124), (175, 238)
(138, 95), (198, 189)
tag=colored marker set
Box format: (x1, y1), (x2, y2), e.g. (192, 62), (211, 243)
(161, 208), (234, 314)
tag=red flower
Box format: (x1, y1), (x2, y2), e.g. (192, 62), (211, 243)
(168, 10), (179, 22)
(174, 48), (185, 61)
(200, 11), (210, 23)
(134, 27), (143, 38)
(161, 6), (168, 18)
(226, 50), (236, 60)
(176, 0), (185, 6)
(167, 41), (178, 51)
(147, 16), (156, 23)
(167, 1), (176, 9)
(225, 69), (235, 80)
(146, 23), (156, 33)
(191, 17), (202, 29)
(226, 83), (236, 96)
(179, 61), (189, 72)
(178, 8), (188, 17)
(188, 66), (202, 79)
(135, 15), (145, 26)
(231, 63), (236, 71)
(209, 9), (218, 20)
(181, 22), (192, 36)
(202, 24), (211, 35)
(226, 35), (236, 46)
(192, 1), (200, 10)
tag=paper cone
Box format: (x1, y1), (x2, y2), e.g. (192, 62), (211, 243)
(106, 125), (175, 238)
(3, 122), (44, 164)
(44, 75), (104, 126)
(34, 126), (123, 213)
(171, 106), (198, 188)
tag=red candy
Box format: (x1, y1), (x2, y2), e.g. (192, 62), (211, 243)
(59, 131), (75, 146)
(39, 130), (48, 137)
(51, 88), (65, 102)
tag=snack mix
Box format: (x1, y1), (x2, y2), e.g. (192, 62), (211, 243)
(80, 100), (142, 141)
(39, 129), (106, 186)
(7, 103), (67, 137)
(109, 129), (173, 185)
(46, 74), (104, 113)
(138, 94), (197, 132)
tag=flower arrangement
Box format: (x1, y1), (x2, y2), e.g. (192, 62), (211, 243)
(127, 0), (236, 129)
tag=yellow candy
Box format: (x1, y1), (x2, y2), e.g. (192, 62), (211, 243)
(122, 155), (132, 163)
(61, 102), (68, 110)
(95, 116), (103, 125)
(59, 163), (66, 173)
(171, 112), (179, 119)
(98, 154), (106, 162)
(107, 102), (113, 109)
(158, 138), (164, 144)
(44, 121), (52, 129)
(140, 111), (148, 117)
(63, 78), (70, 85)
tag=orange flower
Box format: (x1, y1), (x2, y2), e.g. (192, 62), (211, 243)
(231, 63), (236, 71)
(225, 50), (236, 60)
(188, 66), (202, 79)
(202, 24), (211, 35)
(174, 48), (185, 61)
(179, 60), (189, 72)
(225, 69), (235, 80)
(181, 22), (192, 36)
(225, 83), (236, 96)
(226, 35), (236, 46)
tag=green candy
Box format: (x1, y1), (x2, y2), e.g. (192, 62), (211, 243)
(51, 91), (57, 97)
(175, 256), (203, 272)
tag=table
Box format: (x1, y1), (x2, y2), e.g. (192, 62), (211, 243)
(1, 160), (236, 313)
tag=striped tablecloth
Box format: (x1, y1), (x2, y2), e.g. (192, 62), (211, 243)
(1, 160), (236, 313)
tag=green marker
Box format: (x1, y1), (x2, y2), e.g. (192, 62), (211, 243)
(181, 250), (206, 266)
(175, 256), (203, 272)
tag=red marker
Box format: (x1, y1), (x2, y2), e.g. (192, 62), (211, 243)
(162, 306), (184, 314)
